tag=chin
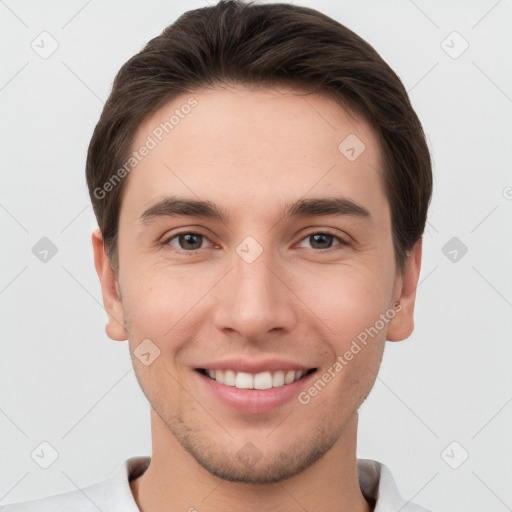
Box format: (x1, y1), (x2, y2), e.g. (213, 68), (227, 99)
(169, 418), (344, 484)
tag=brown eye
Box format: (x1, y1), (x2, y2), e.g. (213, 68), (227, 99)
(297, 232), (347, 250)
(166, 232), (208, 251)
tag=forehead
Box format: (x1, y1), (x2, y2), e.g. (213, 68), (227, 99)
(121, 85), (388, 226)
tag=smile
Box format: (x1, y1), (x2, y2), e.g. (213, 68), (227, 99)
(197, 368), (317, 390)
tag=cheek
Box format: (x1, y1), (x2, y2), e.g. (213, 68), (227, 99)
(120, 266), (205, 361)
(295, 263), (394, 337)
(298, 333), (385, 418)
(122, 272), (193, 403)
(121, 261), (181, 315)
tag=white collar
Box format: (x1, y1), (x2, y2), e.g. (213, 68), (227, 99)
(100, 455), (431, 512)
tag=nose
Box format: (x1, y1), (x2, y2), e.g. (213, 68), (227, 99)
(212, 241), (298, 343)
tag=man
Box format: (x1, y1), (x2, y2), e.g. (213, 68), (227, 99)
(2, 1), (433, 510)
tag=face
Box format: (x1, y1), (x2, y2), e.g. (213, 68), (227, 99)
(94, 85), (420, 484)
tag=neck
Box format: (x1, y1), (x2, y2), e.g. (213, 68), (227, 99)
(130, 411), (372, 512)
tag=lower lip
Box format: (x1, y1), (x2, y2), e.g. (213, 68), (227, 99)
(196, 370), (317, 414)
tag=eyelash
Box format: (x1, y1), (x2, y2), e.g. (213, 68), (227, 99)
(161, 230), (350, 255)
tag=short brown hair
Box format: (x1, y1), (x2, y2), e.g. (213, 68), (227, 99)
(86, 0), (432, 275)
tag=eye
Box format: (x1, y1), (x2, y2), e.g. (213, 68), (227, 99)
(164, 232), (211, 252)
(297, 231), (348, 251)
(162, 230), (349, 254)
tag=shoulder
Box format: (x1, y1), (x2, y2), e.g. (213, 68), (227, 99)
(0, 456), (149, 512)
(0, 480), (105, 512)
(357, 458), (433, 512)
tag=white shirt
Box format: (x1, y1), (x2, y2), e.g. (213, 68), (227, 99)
(0, 456), (431, 512)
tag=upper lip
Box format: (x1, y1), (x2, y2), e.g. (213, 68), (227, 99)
(196, 358), (316, 374)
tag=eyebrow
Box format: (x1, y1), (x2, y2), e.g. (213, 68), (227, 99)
(139, 195), (371, 224)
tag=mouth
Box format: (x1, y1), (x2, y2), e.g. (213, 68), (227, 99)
(195, 368), (317, 390)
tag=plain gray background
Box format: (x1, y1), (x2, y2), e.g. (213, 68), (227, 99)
(1, 1), (511, 511)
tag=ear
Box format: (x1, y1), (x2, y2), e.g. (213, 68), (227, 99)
(91, 228), (127, 341)
(386, 239), (423, 342)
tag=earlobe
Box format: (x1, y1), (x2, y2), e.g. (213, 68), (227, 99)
(386, 239), (423, 342)
(91, 228), (128, 341)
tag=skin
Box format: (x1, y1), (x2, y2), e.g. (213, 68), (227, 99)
(93, 85), (422, 512)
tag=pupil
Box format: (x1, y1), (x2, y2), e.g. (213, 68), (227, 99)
(312, 233), (331, 249)
(182, 233), (201, 250)
(178, 233), (332, 250)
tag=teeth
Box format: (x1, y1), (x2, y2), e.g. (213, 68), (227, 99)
(204, 369), (309, 389)
(272, 370), (285, 387)
(235, 372), (253, 389)
(224, 369), (236, 386)
(254, 371), (272, 390)
(284, 370), (295, 384)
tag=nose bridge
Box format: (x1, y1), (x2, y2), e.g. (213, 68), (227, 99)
(235, 238), (278, 297)
(213, 235), (296, 339)
(233, 235), (282, 308)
